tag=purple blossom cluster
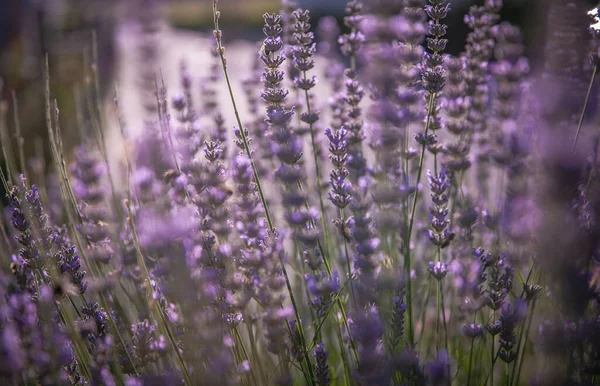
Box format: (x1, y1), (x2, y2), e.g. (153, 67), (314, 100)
(2, 0), (600, 385)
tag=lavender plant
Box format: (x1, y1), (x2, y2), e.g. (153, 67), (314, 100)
(2, 0), (600, 385)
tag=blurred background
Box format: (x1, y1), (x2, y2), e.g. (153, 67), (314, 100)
(0, 0), (597, 174)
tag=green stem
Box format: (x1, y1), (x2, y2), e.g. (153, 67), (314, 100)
(341, 209), (356, 308)
(436, 279), (441, 353)
(233, 327), (257, 386)
(212, 6), (274, 232)
(405, 92), (436, 345)
(89, 33), (126, 232)
(126, 203), (193, 385)
(11, 91), (27, 178)
(514, 300), (536, 386)
(584, 136), (599, 195)
(212, 7), (316, 382)
(247, 323), (266, 384)
(418, 277), (433, 350)
(572, 65), (597, 150)
(296, 182), (359, 363)
(467, 336), (475, 386)
(99, 292), (139, 377)
(466, 311), (478, 386)
(273, 227), (315, 383)
(301, 76), (328, 244)
(335, 318), (352, 385)
(491, 310), (496, 386)
(0, 89), (16, 183)
(440, 281), (449, 355)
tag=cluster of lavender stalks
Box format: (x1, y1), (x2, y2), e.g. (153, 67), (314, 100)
(1, 0), (600, 385)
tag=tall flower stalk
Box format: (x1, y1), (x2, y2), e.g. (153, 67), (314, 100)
(258, 10), (316, 380)
(422, 0), (451, 356)
(339, 1), (366, 183)
(291, 9), (328, 238)
(463, 0), (502, 203)
(212, 1), (274, 232)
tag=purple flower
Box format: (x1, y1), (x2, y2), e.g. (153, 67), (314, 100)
(390, 293), (406, 348)
(428, 261), (448, 280)
(352, 305), (386, 384)
(314, 343), (331, 386)
(326, 127), (352, 210)
(427, 170), (454, 248)
(461, 323), (484, 338)
(131, 319), (166, 367)
(498, 301), (526, 363)
(55, 246), (87, 294)
(426, 350), (451, 385)
(304, 271), (340, 317)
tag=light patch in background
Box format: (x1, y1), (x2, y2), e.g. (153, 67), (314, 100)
(590, 7), (600, 31)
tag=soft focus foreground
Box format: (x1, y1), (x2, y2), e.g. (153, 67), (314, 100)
(1, 0), (600, 385)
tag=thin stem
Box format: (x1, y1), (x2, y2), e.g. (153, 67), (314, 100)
(418, 277), (433, 351)
(157, 73), (181, 173)
(233, 327), (257, 386)
(99, 292), (139, 377)
(212, 2), (273, 231)
(125, 202), (193, 385)
(301, 76), (328, 243)
(491, 310), (496, 386)
(341, 209), (356, 307)
(247, 323), (267, 384)
(466, 312), (477, 386)
(0, 167), (11, 249)
(584, 136), (599, 195)
(405, 92), (436, 345)
(113, 82), (137, 208)
(90, 33), (126, 231)
(572, 65), (597, 150)
(335, 317), (352, 385)
(440, 281), (449, 355)
(513, 300), (536, 386)
(0, 99), (15, 183)
(436, 279), (441, 354)
(467, 336), (475, 386)
(212, 7), (315, 378)
(280, 260), (315, 378)
(11, 91), (27, 177)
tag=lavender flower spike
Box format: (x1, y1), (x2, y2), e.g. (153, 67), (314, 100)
(314, 343), (331, 386)
(325, 127), (351, 210)
(427, 169), (454, 248)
